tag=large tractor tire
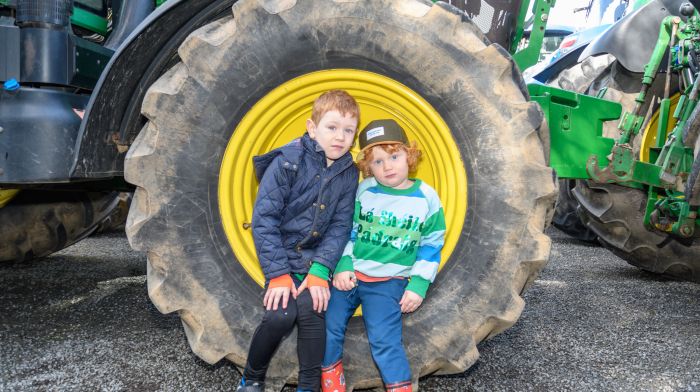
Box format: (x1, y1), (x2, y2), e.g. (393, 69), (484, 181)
(124, 0), (555, 389)
(683, 106), (700, 205)
(545, 55), (615, 242)
(575, 180), (700, 282)
(547, 54), (615, 94)
(0, 190), (120, 262)
(551, 179), (598, 242)
(569, 60), (700, 281)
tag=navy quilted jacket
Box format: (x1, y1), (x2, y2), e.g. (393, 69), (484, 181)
(252, 133), (359, 281)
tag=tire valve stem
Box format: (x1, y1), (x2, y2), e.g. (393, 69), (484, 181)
(242, 222), (251, 230)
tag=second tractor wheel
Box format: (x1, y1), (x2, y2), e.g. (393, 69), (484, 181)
(575, 180), (700, 282)
(0, 190), (120, 262)
(552, 179), (597, 242)
(571, 60), (700, 281)
(545, 55), (615, 242)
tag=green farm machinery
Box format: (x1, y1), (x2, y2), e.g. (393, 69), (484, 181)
(536, 0), (700, 281)
(0, 0), (698, 389)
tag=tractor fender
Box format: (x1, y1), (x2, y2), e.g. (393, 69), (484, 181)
(71, 0), (232, 179)
(579, 0), (684, 73)
(529, 44), (589, 84)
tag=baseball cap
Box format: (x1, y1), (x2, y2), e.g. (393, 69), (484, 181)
(358, 119), (409, 152)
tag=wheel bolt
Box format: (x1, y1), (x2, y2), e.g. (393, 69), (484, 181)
(680, 225), (692, 236)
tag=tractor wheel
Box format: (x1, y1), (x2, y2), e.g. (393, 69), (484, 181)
(569, 60), (700, 281)
(124, 0), (555, 389)
(94, 192), (132, 234)
(683, 105), (700, 205)
(687, 154), (700, 205)
(547, 54), (615, 94)
(545, 55), (615, 242)
(574, 180), (700, 282)
(0, 190), (120, 262)
(552, 179), (597, 242)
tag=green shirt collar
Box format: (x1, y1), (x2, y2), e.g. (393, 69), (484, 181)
(375, 178), (421, 196)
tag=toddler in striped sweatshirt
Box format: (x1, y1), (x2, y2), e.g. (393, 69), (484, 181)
(321, 119), (445, 392)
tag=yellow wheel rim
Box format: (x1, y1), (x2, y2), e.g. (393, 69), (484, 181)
(219, 69), (468, 288)
(0, 189), (19, 209)
(640, 94), (681, 162)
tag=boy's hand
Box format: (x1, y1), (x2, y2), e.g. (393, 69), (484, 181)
(263, 286), (292, 311)
(399, 290), (423, 313)
(296, 277), (330, 313)
(333, 271), (357, 291)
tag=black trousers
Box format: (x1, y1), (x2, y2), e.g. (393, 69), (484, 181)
(243, 277), (325, 392)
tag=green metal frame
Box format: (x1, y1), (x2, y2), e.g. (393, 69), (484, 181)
(513, 0), (555, 70)
(511, 0), (534, 55)
(534, 7), (700, 238)
(428, 0), (553, 70)
(529, 84), (621, 180)
(71, 6), (109, 36)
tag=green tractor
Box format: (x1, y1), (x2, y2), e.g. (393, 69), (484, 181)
(536, 0), (700, 281)
(0, 0), (696, 390)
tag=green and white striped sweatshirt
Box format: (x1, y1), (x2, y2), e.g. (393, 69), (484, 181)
(334, 177), (446, 297)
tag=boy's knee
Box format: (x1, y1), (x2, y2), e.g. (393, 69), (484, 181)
(261, 307), (296, 333)
(367, 329), (404, 356)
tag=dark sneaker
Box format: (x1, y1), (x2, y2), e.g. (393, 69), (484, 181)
(236, 377), (264, 392)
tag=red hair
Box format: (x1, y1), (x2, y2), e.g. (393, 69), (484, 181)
(311, 90), (360, 124)
(357, 142), (421, 178)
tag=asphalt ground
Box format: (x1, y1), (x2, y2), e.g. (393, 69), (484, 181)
(1, 227), (699, 391)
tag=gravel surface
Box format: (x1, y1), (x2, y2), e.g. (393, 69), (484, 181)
(1, 228), (699, 391)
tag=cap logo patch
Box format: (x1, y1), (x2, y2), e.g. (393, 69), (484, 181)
(366, 126), (385, 140)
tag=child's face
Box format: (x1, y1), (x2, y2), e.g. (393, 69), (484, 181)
(306, 110), (357, 166)
(368, 146), (412, 189)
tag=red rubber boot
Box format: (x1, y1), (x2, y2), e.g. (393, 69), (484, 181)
(321, 361), (346, 392)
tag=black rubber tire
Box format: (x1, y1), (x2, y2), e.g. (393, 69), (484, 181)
(552, 179), (598, 242)
(683, 105), (700, 205)
(545, 55), (615, 243)
(570, 61), (700, 282)
(124, 0), (556, 389)
(682, 99), (700, 149)
(546, 54), (615, 94)
(0, 190), (120, 262)
(573, 180), (700, 282)
(585, 60), (654, 146)
(687, 154), (700, 205)
(94, 192), (132, 234)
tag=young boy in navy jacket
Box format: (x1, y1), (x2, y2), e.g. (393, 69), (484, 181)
(237, 90), (360, 392)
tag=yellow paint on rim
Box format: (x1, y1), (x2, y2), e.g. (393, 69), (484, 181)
(219, 69), (467, 288)
(0, 189), (19, 209)
(640, 94), (680, 162)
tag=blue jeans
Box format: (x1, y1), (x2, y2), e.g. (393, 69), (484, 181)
(323, 278), (410, 385)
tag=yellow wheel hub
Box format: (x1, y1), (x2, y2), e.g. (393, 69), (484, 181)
(0, 189), (19, 209)
(640, 94), (680, 162)
(219, 69), (467, 287)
